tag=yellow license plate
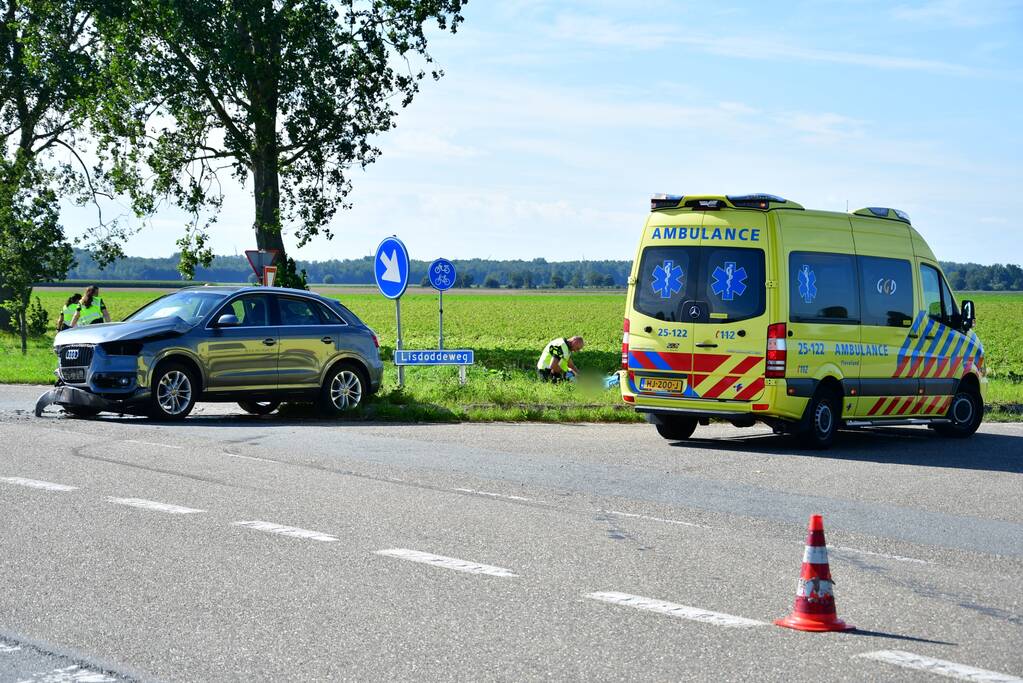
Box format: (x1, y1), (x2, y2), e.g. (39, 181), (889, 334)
(639, 378), (684, 393)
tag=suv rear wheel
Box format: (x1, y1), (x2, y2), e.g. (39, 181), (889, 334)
(318, 363), (367, 417)
(149, 362), (197, 420)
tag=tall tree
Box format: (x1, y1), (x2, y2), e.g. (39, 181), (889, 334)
(96, 0), (466, 285)
(0, 0), (109, 335)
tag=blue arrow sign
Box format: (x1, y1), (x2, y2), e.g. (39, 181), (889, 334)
(429, 258), (456, 291)
(374, 236), (410, 299)
(394, 349), (475, 366)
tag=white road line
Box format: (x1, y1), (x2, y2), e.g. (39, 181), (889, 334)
(857, 650), (1023, 682)
(454, 487), (535, 502)
(0, 642), (21, 653)
(16, 665), (117, 682)
(106, 497), (204, 515)
(375, 548), (518, 577)
(232, 520), (338, 542)
(603, 510), (709, 528)
(122, 439), (183, 450)
(586, 592), (766, 628)
(223, 451), (274, 463)
(830, 545), (931, 565)
(0, 477), (78, 492)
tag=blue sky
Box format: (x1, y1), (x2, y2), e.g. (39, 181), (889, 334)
(64, 0), (1023, 264)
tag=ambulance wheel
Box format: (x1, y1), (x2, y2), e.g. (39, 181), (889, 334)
(148, 362), (197, 420)
(799, 389), (839, 449)
(654, 416), (698, 441)
(934, 388), (982, 438)
(238, 400), (281, 416)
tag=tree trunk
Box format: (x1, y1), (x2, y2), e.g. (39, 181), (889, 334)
(18, 309), (27, 354)
(252, 143), (284, 256)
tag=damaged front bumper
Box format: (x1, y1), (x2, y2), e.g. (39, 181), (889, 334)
(34, 385), (146, 417)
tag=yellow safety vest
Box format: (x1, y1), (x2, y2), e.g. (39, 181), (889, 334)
(59, 304), (77, 328)
(537, 337), (571, 371)
(77, 297), (105, 325)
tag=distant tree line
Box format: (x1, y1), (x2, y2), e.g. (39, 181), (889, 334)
(62, 250), (631, 288)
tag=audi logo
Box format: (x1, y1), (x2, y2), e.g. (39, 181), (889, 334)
(64, 349), (80, 360)
(876, 278), (898, 296)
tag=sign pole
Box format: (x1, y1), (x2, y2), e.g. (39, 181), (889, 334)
(396, 298), (405, 388)
(438, 290), (444, 351)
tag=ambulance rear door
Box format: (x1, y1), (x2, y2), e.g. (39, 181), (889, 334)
(687, 211), (770, 401)
(627, 216), (702, 398)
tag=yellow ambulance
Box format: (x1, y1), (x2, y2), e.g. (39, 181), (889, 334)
(621, 194), (986, 448)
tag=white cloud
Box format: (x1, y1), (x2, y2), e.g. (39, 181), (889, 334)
(891, 0), (1022, 28)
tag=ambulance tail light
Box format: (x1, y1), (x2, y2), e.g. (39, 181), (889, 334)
(766, 323), (787, 378)
(621, 318), (630, 369)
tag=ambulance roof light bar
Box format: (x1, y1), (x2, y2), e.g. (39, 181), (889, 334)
(651, 193), (683, 210)
(854, 206), (912, 224)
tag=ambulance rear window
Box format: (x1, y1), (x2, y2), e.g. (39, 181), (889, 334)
(633, 246), (695, 321)
(633, 246), (765, 322)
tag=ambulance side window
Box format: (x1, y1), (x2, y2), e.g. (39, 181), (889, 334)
(939, 275), (959, 320)
(858, 256), (913, 327)
(788, 252), (858, 324)
(920, 264), (943, 321)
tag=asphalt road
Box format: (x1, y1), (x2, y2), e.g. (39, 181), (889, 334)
(1, 384), (1021, 682)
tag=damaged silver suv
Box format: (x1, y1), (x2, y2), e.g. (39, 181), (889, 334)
(36, 286), (383, 420)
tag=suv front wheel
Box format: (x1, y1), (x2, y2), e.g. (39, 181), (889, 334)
(149, 362), (197, 420)
(318, 363), (367, 417)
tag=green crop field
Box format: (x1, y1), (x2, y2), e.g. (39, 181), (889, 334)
(2, 286), (1021, 421)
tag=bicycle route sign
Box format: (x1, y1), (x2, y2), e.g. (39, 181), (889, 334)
(428, 258), (456, 291)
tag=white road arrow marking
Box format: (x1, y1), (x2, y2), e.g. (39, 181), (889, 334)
(379, 249), (402, 283)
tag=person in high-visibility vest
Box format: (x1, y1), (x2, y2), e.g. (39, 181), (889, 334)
(56, 293), (81, 331)
(536, 335), (584, 382)
(70, 285), (110, 326)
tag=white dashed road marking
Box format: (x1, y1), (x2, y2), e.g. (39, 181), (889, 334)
(0, 477), (78, 492)
(603, 509), (709, 528)
(586, 592), (766, 628)
(232, 520), (338, 542)
(106, 497), (204, 515)
(830, 545), (931, 565)
(857, 650), (1023, 682)
(454, 488), (535, 502)
(375, 548), (518, 577)
(0, 642), (21, 653)
(16, 665), (117, 682)
(122, 439), (183, 450)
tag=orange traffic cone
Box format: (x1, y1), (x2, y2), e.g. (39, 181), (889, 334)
(775, 514), (854, 632)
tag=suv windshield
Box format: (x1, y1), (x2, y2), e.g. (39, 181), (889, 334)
(127, 290), (229, 324)
(634, 246), (765, 322)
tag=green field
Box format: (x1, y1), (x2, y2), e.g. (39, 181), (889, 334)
(2, 287), (1021, 421)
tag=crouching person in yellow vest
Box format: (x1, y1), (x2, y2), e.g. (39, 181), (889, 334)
(70, 285), (110, 326)
(536, 335), (584, 382)
(57, 293), (82, 331)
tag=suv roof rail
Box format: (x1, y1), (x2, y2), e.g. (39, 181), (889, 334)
(853, 207), (911, 224)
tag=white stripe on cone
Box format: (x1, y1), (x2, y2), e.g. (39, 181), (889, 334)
(802, 544), (829, 564)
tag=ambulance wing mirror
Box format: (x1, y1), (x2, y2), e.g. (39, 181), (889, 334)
(960, 300), (976, 332)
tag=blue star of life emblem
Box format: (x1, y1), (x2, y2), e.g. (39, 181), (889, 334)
(798, 265), (817, 304)
(711, 261), (747, 301)
(651, 260), (684, 299)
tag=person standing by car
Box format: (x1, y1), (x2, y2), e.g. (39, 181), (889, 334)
(70, 285), (110, 326)
(56, 293), (81, 331)
(536, 335), (584, 382)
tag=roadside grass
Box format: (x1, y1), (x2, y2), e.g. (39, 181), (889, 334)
(5, 287), (1023, 422)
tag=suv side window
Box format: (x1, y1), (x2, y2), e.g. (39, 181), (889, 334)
(223, 294), (269, 327)
(278, 297), (324, 326)
(316, 302), (346, 325)
(858, 256), (913, 327)
(789, 252), (859, 323)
